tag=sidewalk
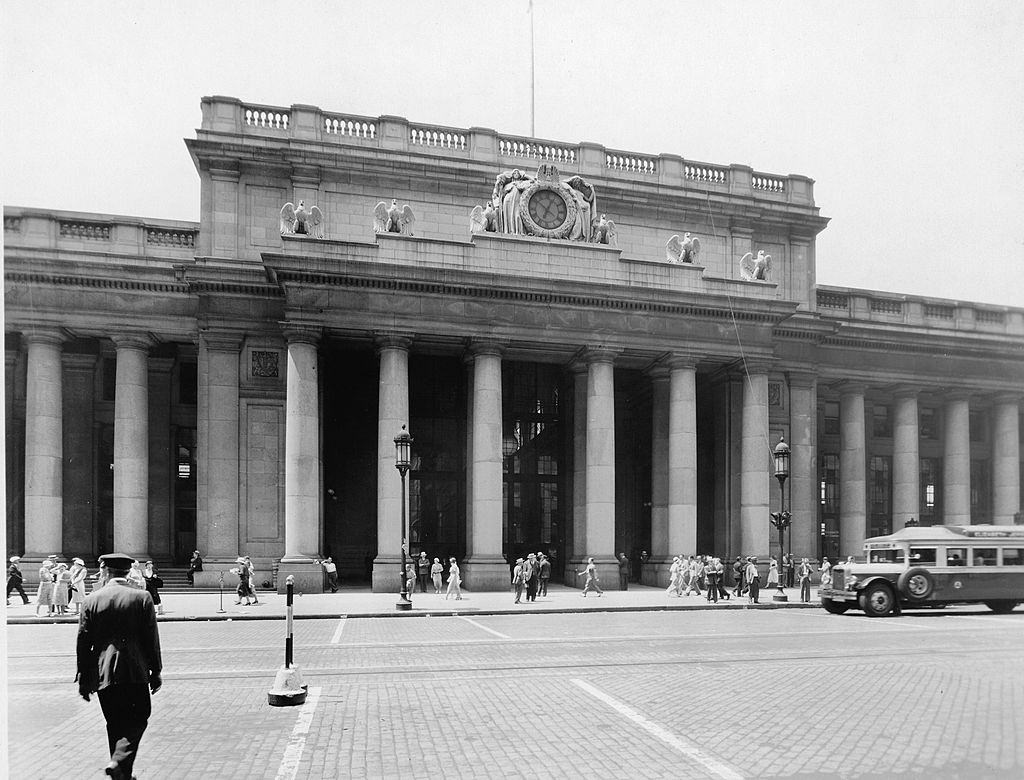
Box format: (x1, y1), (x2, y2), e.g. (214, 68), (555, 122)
(5, 583), (819, 624)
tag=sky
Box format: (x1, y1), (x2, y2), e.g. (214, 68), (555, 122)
(2, 0), (1023, 307)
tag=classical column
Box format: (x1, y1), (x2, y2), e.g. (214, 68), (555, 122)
(839, 382), (867, 556)
(195, 332), (241, 585)
(147, 357), (174, 562)
(645, 367), (669, 586)
(991, 394), (1020, 525)
(943, 393), (971, 525)
(740, 364), (770, 557)
(279, 325), (323, 592)
(668, 358), (698, 558)
(372, 335), (410, 592)
(583, 348), (619, 586)
(567, 363), (587, 585)
(892, 388), (920, 531)
(788, 371), (817, 559)
(460, 341), (509, 590)
(112, 334), (151, 561)
(23, 329), (64, 564)
(62, 353), (97, 558)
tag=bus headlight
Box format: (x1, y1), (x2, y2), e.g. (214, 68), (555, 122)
(846, 575), (859, 589)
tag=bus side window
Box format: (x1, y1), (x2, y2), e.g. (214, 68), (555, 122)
(1002, 548), (1024, 566)
(972, 548), (998, 566)
(909, 548), (937, 565)
(946, 548), (966, 566)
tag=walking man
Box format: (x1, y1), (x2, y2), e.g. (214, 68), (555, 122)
(745, 556), (761, 604)
(525, 552), (539, 602)
(76, 552), (162, 780)
(537, 552), (551, 597)
(512, 558), (526, 604)
(617, 553), (631, 591)
(7, 556), (29, 605)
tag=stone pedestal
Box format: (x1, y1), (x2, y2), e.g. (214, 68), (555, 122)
(641, 556), (671, 588)
(275, 561), (324, 595)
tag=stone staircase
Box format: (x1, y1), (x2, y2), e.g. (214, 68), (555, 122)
(152, 568), (221, 594)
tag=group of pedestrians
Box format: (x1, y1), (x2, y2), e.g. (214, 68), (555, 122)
(666, 555), (733, 600)
(512, 552), (552, 602)
(229, 556), (259, 606)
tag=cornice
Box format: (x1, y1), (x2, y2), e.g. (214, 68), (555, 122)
(5, 270), (189, 295)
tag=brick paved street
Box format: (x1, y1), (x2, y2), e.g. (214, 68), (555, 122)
(7, 604), (1024, 779)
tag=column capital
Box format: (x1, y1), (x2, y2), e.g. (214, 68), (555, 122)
(944, 389), (972, 404)
(656, 352), (699, 372)
(282, 323), (322, 347)
(990, 392), (1022, 407)
(834, 380), (867, 397)
(111, 333), (156, 351)
(466, 338), (506, 359)
(577, 345), (621, 365)
(785, 369), (817, 388)
(733, 357), (775, 376)
(21, 327), (66, 348)
(374, 332), (413, 353)
(890, 384), (920, 400)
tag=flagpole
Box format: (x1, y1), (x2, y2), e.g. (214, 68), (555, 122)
(529, 0), (535, 137)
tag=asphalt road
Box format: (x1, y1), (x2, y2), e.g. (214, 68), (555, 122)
(7, 606), (1024, 779)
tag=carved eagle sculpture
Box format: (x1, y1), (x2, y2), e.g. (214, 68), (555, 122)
(373, 199), (416, 236)
(469, 202), (499, 234)
(739, 250), (773, 281)
(666, 232), (701, 264)
(592, 214), (618, 247)
(280, 200), (324, 238)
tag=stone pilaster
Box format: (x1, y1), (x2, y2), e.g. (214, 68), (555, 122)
(566, 362), (588, 585)
(991, 394), (1021, 525)
(112, 334), (152, 561)
(372, 334), (411, 593)
(740, 363), (771, 557)
(839, 382), (867, 556)
(23, 329), (65, 563)
(147, 357), (174, 562)
(460, 341), (509, 590)
(667, 358), (698, 558)
(275, 325), (323, 593)
(61, 352), (97, 559)
(892, 387), (920, 531)
(943, 393), (971, 525)
(195, 332), (242, 585)
(645, 367), (669, 586)
(787, 371), (817, 559)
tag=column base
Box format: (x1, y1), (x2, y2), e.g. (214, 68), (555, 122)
(372, 556), (411, 594)
(276, 559), (324, 594)
(563, 558), (621, 589)
(459, 557), (509, 591)
(772, 590), (789, 602)
(640, 557), (672, 588)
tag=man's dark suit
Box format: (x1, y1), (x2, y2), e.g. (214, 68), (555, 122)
(77, 577), (162, 780)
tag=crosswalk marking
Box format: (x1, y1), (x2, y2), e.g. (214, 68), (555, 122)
(458, 615), (510, 639)
(330, 617), (347, 644)
(274, 686), (322, 780)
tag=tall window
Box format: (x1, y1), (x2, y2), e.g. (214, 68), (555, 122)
(869, 456), (892, 537)
(820, 453), (839, 512)
(920, 458), (940, 523)
(873, 405), (892, 438)
(823, 402), (840, 436)
(920, 408), (938, 439)
(969, 410), (986, 443)
(174, 427), (197, 563)
(971, 459), (990, 522)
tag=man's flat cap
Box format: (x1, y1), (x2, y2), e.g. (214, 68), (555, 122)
(98, 553), (135, 569)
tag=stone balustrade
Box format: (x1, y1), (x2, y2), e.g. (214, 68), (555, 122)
(146, 228), (197, 248)
(59, 221), (111, 240)
(198, 96), (814, 204)
(816, 286), (1023, 335)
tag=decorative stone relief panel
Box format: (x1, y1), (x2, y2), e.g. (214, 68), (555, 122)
(251, 350), (280, 379)
(768, 382), (784, 408)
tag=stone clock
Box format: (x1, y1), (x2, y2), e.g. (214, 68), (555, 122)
(520, 182), (578, 239)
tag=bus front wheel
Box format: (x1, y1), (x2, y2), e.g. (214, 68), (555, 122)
(859, 582), (896, 617)
(984, 601), (1018, 614)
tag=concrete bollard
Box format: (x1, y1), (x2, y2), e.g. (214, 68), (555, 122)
(267, 575), (308, 706)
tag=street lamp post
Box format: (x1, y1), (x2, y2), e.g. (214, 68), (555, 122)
(394, 425), (413, 611)
(770, 435), (792, 603)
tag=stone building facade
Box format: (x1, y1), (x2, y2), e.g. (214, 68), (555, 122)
(5, 96), (1023, 591)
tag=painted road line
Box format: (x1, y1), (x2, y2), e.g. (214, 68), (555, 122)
(572, 678), (745, 779)
(330, 617), (347, 644)
(274, 685), (322, 780)
(949, 614), (1024, 626)
(457, 615), (510, 639)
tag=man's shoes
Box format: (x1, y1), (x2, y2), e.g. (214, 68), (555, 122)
(104, 761), (124, 780)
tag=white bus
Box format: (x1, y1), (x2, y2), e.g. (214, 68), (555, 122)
(820, 524), (1024, 617)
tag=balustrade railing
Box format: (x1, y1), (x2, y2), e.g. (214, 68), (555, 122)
(244, 106), (289, 130)
(59, 221), (111, 240)
(499, 137), (578, 165)
(146, 228), (196, 248)
(606, 152), (657, 175)
(752, 173), (786, 193)
(870, 299), (903, 315)
(924, 304), (955, 319)
(817, 292), (849, 309)
(4, 216), (22, 233)
(684, 163), (729, 185)
(324, 114), (376, 139)
(976, 310), (1005, 325)
(410, 126), (467, 150)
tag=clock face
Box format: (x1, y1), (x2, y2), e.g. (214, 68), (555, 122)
(527, 189), (568, 230)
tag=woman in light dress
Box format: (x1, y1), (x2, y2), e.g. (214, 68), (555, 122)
(35, 560), (55, 616)
(245, 556), (259, 605)
(69, 558), (88, 615)
(445, 557), (462, 600)
(665, 557), (682, 596)
(819, 557), (833, 588)
(52, 563), (72, 615)
(430, 557), (444, 594)
(766, 556), (780, 588)
(127, 561), (146, 589)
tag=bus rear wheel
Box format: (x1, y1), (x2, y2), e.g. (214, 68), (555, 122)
(859, 582), (896, 617)
(821, 598), (849, 615)
(984, 601), (1019, 614)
